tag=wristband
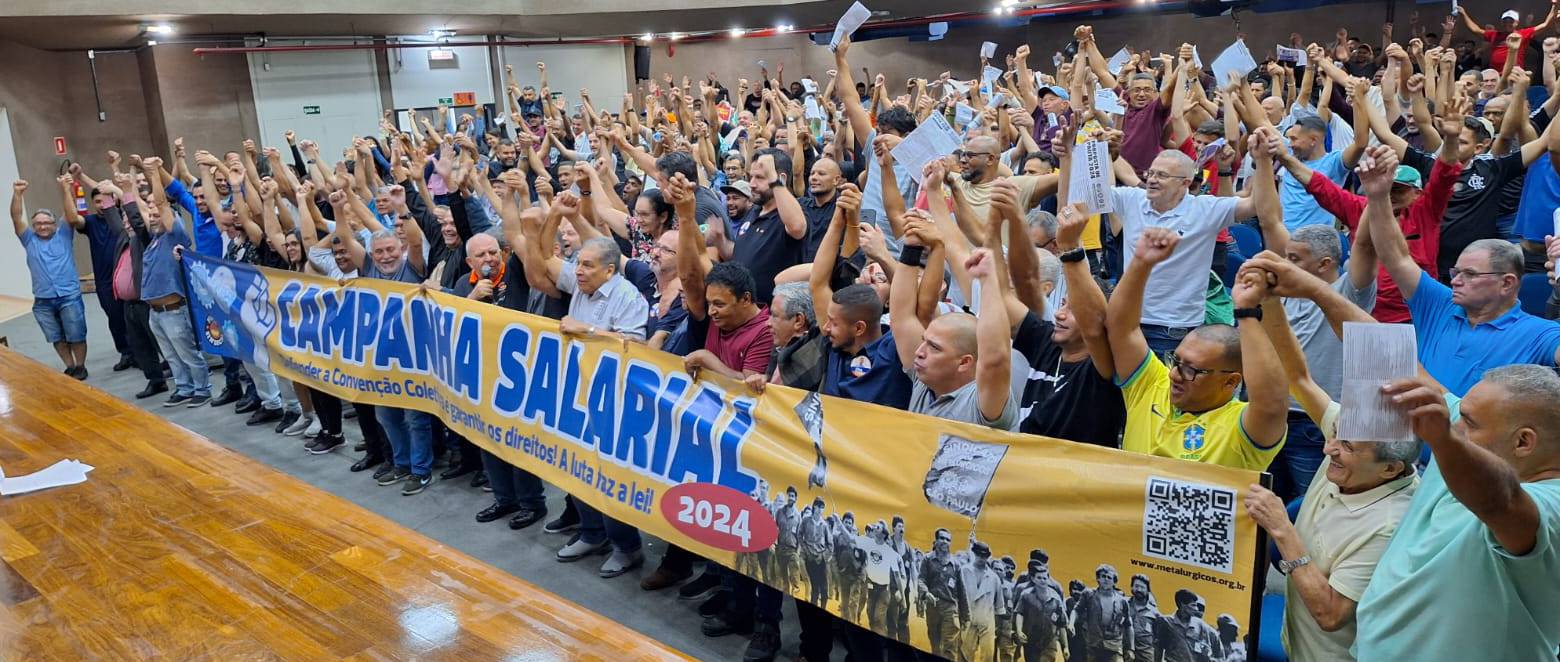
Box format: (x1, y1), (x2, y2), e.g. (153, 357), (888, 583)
(898, 245), (927, 267)
(1058, 247), (1087, 263)
(1233, 306), (1263, 321)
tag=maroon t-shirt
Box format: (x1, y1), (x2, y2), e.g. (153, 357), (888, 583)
(704, 307), (774, 375)
(1119, 96), (1171, 175)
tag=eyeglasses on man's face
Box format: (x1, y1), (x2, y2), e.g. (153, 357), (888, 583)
(1167, 353), (1230, 381)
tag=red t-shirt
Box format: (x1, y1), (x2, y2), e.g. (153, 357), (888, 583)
(1484, 26), (1538, 72)
(704, 307), (774, 375)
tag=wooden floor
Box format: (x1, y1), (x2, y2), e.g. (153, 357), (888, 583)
(0, 348), (689, 661)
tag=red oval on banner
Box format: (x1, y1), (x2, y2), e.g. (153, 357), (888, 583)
(659, 483), (779, 553)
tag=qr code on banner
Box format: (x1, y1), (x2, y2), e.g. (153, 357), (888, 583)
(1143, 476), (1236, 574)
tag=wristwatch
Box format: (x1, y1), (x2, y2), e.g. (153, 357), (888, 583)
(1233, 306), (1263, 321)
(1277, 555), (1311, 575)
(1058, 247), (1087, 263)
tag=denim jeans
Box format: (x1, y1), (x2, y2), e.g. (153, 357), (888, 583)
(479, 450), (545, 509)
(575, 500), (641, 552)
(33, 294), (87, 344)
(1273, 411), (1326, 502)
(149, 307), (210, 396)
(376, 407), (434, 477)
(243, 357), (298, 413)
(1140, 323), (1193, 360)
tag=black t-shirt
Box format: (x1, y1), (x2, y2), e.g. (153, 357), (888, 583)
(451, 254), (520, 309)
(799, 194), (838, 264)
(1439, 151), (1526, 278)
(1013, 312), (1124, 448)
(731, 208), (803, 306)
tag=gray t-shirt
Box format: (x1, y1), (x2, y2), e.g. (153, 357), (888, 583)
(908, 371), (1019, 431)
(1281, 272), (1377, 409)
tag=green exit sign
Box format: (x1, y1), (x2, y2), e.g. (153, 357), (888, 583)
(303, 105), (321, 115)
(437, 97), (454, 105)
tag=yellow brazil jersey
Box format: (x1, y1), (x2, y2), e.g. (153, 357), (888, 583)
(1116, 354), (1284, 471)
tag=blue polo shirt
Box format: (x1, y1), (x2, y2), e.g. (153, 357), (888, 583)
(821, 329), (912, 411)
(1354, 396), (1560, 660)
(166, 179), (221, 258)
(1409, 271), (1560, 396)
(21, 224), (81, 299)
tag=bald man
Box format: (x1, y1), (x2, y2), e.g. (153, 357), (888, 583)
(455, 234), (506, 302)
(889, 234), (1017, 430)
(949, 135), (1057, 227)
(800, 157), (846, 263)
(1355, 365), (1560, 660)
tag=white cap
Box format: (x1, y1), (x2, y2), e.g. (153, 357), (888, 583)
(1502, 9), (1521, 21)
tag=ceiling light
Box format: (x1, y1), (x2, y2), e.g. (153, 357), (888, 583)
(146, 24), (174, 35)
(428, 29), (457, 39)
(729, 28), (746, 37)
(147, 40), (158, 46)
(640, 33), (654, 42)
(669, 32), (683, 41)
(776, 23), (793, 33)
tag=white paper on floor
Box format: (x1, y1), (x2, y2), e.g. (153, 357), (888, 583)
(0, 459), (94, 496)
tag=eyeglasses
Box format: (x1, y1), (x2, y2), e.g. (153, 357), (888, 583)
(1449, 269), (1511, 281)
(955, 150), (998, 160)
(1143, 170), (1190, 182)
(1166, 353), (1231, 381)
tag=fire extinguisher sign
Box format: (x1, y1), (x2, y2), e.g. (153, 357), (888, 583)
(53, 137), (67, 156)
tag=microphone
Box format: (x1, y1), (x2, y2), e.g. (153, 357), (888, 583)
(480, 264), (493, 278)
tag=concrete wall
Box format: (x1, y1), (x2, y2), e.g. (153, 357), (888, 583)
(0, 40), (158, 282)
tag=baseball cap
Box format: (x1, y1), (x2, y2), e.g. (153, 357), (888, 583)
(1392, 165), (1423, 190)
(720, 180), (753, 199)
(1038, 85), (1071, 100)
(1502, 9), (1520, 22)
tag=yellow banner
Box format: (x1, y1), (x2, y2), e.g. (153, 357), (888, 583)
(185, 254), (1267, 657)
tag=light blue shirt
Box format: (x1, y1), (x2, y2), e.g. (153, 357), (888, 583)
(1354, 395), (1560, 660)
(859, 129), (916, 255)
(21, 223), (81, 299)
(1279, 150), (1348, 231)
(1408, 271), (1560, 396)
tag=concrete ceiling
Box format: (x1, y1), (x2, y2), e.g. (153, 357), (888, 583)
(0, 0), (970, 50)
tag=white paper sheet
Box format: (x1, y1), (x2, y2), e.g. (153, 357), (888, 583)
(1338, 322), (1418, 442)
(804, 97), (825, 120)
(1107, 47), (1131, 75)
(1211, 39), (1257, 87)
(890, 112), (963, 185)
(982, 65), (1003, 87)
(1068, 141), (1114, 215)
(0, 459), (94, 496)
(955, 103), (977, 129)
(1094, 86), (1126, 115)
(946, 79), (972, 97)
(1276, 45), (1308, 67)
(801, 78), (818, 95)
(831, 2), (872, 51)
(1192, 46), (1203, 68)
(981, 41), (998, 59)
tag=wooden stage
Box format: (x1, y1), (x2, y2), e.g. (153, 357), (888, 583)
(0, 348), (689, 660)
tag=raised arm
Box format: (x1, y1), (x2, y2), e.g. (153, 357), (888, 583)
(967, 248), (1014, 422)
(809, 186), (856, 328)
(1357, 144), (1423, 300)
(9, 180), (27, 236)
(1244, 126), (1288, 253)
(1385, 374), (1546, 556)
(1105, 228), (1178, 379)
(55, 175), (84, 230)
(329, 191), (366, 271)
(834, 36), (873, 148)
(1229, 265), (1290, 448)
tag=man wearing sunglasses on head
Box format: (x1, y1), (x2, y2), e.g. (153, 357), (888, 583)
(1099, 226), (1290, 471)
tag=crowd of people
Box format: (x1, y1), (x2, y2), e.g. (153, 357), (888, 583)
(10, 4), (1560, 661)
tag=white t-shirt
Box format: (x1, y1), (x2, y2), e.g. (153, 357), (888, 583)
(1110, 187), (1239, 328)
